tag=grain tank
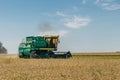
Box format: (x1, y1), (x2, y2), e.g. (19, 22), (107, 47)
(18, 35), (72, 58)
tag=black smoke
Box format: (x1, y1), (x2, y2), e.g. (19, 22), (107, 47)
(0, 42), (7, 54)
(38, 22), (55, 32)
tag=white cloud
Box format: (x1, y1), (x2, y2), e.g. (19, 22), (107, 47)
(64, 16), (91, 29)
(56, 11), (91, 29)
(95, 0), (120, 10)
(56, 11), (66, 17)
(95, 0), (100, 4)
(101, 3), (120, 10)
(39, 30), (69, 37)
(82, 0), (87, 4)
(58, 30), (69, 37)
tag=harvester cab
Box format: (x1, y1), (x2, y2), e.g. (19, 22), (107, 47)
(18, 35), (72, 58)
(44, 35), (59, 50)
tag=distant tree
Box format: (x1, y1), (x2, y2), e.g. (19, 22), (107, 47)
(0, 42), (7, 54)
(0, 42), (2, 48)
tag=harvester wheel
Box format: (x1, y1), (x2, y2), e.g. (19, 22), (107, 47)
(65, 54), (68, 58)
(19, 55), (23, 58)
(65, 51), (72, 58)
(45, 53), (50, 58)
(30, 51), (39, 58)
(67, 51), (72, 58)
(48, 51), (55, 58)
(19, 53), (24, 58)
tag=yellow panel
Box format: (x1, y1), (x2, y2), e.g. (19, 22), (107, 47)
(44, 35), (59, 39)
(40, 48), (55, 50)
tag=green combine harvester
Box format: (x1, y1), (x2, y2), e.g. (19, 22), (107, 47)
(18, 35), (72, 58)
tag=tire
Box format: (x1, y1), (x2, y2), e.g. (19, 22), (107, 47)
(66, 51), (72, 58)
(65, 52), (72, 58)
(48, 51), (55, 58)
(65, 54), (68, 58)
(19, 55), (22, 58)
(19, 53), (24, 58)
(45, 53), (50, 58)
(30, 51), (39, 58)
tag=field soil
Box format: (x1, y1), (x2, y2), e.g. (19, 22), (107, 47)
(0, 53), (120, 80)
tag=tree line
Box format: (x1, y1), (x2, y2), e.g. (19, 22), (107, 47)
(0, 42), (7, 54)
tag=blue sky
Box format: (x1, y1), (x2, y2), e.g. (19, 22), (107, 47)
(0, 0), (120, 53)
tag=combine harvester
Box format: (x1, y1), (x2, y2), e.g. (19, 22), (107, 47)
(18, 35), (72, 58)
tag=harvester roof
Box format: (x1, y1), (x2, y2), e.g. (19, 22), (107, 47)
(44, 35), (59, 38)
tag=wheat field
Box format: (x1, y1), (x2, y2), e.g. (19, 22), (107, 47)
(0, 53), (120, 80)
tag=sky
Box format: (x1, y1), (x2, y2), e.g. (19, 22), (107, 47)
(0, 0), (120, 53)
